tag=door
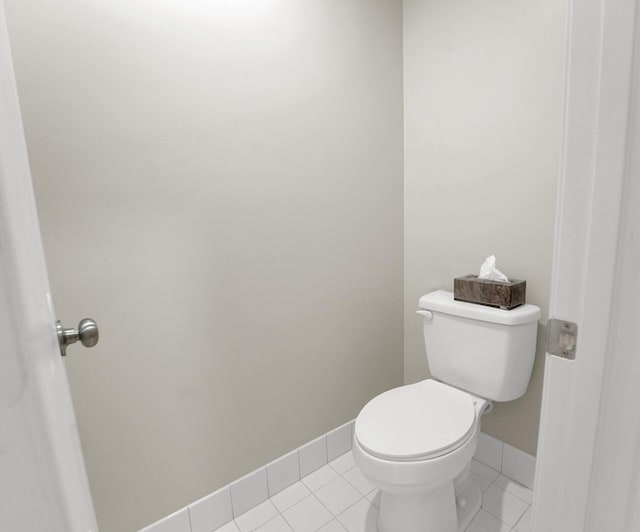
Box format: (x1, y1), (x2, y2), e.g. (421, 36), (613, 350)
(0, 3), (98, 531)
(533, 0), (639, 530)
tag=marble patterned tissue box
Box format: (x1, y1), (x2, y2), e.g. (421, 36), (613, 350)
(453, 275), (526, 310)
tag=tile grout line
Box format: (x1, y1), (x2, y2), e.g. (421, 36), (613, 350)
(229, 486), (237, 523)
(310, 486), (364, 532)
(471, 457), (532, 532)
(296, 447), (302, 493)
(324, 433), (329, 471)
(258, 488), (291, 532)
(261, 506), (292, 532)
(481, 481), (531, 531)
(487, 472), (534, 505)
(277, 496), (295, 532)
(265, 468), (272, 507)
(186, 505), (193, 532)
(512, 510), (528, 532)
(297, 453), (364, 532)
(324, 452), (376, 529)
(259, 459), (353, 532)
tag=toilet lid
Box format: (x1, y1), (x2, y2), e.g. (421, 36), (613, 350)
(355, 380), (476, 462)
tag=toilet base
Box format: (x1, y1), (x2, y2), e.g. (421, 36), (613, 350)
(455, 478), (482, 532)
(374, 477), (482, 532)
(377, 481), (458, 532)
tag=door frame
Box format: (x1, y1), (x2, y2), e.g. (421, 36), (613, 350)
(533, 0), (639, 530)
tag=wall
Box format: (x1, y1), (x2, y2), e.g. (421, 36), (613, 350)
(403, 0), (565, 456)
(4, 1), (404, 531)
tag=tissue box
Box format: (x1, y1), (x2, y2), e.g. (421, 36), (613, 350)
(453, 275), (526, 310)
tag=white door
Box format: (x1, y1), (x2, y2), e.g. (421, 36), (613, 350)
(0, 3), (98, 531)
(533, 0), (640, 530)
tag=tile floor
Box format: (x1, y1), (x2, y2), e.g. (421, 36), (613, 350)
(212, 451), (533, 532)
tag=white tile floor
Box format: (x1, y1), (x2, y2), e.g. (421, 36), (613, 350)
(213, 451), (532, 532)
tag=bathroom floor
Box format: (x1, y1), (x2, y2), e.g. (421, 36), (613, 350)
(212, 451), (532, 532)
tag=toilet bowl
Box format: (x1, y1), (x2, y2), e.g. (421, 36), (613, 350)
(353, 379), (490, 532)
(353, 290), (541, 532)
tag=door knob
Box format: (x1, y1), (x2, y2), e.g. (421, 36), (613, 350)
(57, 318), (99, 357)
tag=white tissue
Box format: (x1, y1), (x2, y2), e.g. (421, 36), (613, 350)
(478, 255), (509, 282)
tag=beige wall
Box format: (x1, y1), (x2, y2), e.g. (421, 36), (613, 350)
(403, 0), (565, 455)
(7, 0), (567, 528)
(5, 1), (404, 531)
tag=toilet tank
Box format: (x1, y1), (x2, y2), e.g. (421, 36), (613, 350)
(418, 290), (541, 402)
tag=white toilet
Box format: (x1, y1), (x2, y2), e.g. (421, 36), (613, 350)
(353, 290), (541, 532)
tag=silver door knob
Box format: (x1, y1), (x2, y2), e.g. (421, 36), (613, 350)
(57, 318), (99, 356)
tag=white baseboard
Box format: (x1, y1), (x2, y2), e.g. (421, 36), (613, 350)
(139, 420), (354, 532)
(140, 425), (535, 532)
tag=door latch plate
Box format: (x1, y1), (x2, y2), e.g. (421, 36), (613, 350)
(546, 318), (578, 360)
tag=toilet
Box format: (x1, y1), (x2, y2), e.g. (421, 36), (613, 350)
(353, 290), (541, 532)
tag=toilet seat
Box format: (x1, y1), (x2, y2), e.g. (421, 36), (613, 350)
(355, 379), (477, 462)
